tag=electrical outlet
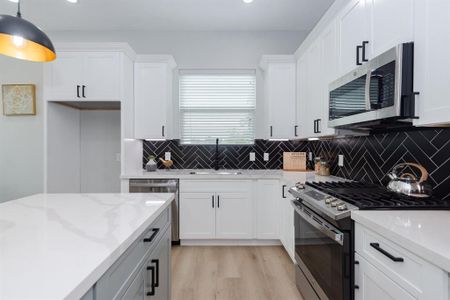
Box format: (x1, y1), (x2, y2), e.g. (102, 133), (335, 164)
(165, 152), (171, 161)
(338, 154), (344, 167)
(115, 153), (121, 162)
(263, 153), (269, 161)
(249, 152), (256, 162)
(309, 152), (313, 161)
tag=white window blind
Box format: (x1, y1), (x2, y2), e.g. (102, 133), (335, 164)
(179, 71), (256, 145)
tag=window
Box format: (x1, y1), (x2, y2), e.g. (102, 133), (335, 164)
(179, 70), (256, 145)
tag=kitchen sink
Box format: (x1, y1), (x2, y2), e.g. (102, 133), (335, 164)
(189, 171), (243, 175)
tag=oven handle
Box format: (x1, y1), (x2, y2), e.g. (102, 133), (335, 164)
(364, 69), (372, 111)
(292, 201), (344, 245)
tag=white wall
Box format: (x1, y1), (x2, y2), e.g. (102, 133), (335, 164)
(0, 57), (44, 202)
(49, 30), (308, 138)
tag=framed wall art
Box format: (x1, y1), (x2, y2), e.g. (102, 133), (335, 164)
(2, 84), (36, 116)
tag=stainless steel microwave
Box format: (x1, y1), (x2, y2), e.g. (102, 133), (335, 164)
(329, 43), (416, 129)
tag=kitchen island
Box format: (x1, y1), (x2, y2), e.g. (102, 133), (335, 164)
(0, 193), (174, 300)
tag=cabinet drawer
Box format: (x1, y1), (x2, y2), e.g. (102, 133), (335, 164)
(96, 207), (170, 300)
(355, 224), (446, 297)
(180, 180), (252, 193)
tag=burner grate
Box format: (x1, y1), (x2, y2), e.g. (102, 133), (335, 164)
(306, 181), (450, 210)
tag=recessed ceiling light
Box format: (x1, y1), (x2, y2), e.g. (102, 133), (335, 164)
(66, 0), (78, 3)
(243, 0), (254, 3)
(8, 0), (19, 3)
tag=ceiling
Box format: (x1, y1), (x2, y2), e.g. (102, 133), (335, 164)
(0, 0), (334, 32)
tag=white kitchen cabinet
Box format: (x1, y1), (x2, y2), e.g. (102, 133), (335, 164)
(179, 180), (253, 240)
(337, 0), (414, 76)
(354, 223), (449, 300)
(279, 181), (295, 261)
(215, 192), (253, 239)
(44, 52), (121, 101)
(338, 0), (370, 75)
(413, 0), (450, 126)
(255, 180), (280, 240)
(179, 192), (216, 239)
(355, 253), (415, 300)
(260, 56), (297, 140)
(134, 56), (176, 140)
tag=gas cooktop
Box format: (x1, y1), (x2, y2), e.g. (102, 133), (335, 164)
(306, 181), (450, 210)
(289, 181), (450, 221)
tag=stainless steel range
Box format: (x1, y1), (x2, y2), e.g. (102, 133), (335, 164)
(290, 181), (450, 300)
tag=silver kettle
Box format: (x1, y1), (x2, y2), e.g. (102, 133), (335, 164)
(387, 162), (433, 198)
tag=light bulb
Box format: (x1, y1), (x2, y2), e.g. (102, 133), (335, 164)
(12, 35), (24, 47)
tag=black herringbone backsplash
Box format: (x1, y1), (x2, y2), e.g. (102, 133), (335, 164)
(143, 128), (450, 199)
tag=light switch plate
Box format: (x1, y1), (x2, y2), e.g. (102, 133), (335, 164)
(338, 154), (344, 167)
(249, 152), (256, 162)
(165, 152), (171, 161)
(263, 153), (269, 161)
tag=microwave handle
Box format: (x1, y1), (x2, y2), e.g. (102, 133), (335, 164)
(292, 201), (344, 245)
(364, 70), (372, 111)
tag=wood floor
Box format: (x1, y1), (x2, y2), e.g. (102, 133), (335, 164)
(171, 246), (304, 300)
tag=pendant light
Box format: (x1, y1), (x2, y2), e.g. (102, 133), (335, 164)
(0, 0), (56, 62)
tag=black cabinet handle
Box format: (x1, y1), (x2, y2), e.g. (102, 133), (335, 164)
(316, 119), (322, 133)
(355, 260), (359, 265)
(162, 125), (165, 137)
(356, 45), (363, 65)
(313, 119), (317, 133)
(270, 126), (273, 137)
(282, 185), (287, 198)
(217, 195), (220, 208)
(82, 85), (86, 98)
(294, 125), (298, 137)
(151, 259), (159, 287)
(143, 228), (160, 243)
(76, 85), (80, 98)
(362, 41), (369, 62)
(212, 195), (214, 208)
(370, 243), (404, 262)
(354, 285), (360, 290)
(146, 265), (156, 296)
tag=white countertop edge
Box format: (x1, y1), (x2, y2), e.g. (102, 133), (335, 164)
(66, 194), (174, 300)
(351, 211), (450, 274)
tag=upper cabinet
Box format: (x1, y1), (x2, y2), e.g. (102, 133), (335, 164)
(413, 0), (450, 126)
(134, 56), (177, 140)
(337, 0), (414, 76)
(260, 56), (297, 140)
(44, 51), (121, 101)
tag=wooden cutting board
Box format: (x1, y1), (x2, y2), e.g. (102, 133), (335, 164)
(283, 152), (307, 171)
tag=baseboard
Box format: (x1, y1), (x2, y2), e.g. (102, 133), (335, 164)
(180, 239), (282, 246)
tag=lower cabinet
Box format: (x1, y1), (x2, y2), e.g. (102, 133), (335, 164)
(354, 223), (448, 300)
(121, 227), (171, 300)
(179, 180), (253, 239)
(255, 180), (280, 239)
(279, 181), (295, 260)
(93, 207), (171, 300)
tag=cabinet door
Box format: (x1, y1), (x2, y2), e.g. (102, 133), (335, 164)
(215, 192), (253, 239)
(281, 191), (295, 261)
(355, 253), (415, 300)
(369, 0), (414, 58)
(44, 52), (83, 100)
(305, 41), (323, 137)
(134, 63), (169, 139)
(318, 22), (338, 137)
(147, 228), (171, 300)
(413, 0), (450, 126)
(179, 192), (215, 239)
(338, 0), (370, 75)
(256, 180), (280, 239)
(84, 52), (121, 101)
(266, 63), (297, 139)
(120, 265), (145, 300)
(296, 55), (311, 139)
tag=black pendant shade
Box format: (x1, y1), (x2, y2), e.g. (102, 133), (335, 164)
(0, 14), (56, 62)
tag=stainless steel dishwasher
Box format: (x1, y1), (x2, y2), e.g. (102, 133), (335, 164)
(129, 179), (179, 245)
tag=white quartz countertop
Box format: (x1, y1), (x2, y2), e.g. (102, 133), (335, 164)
(352, 210), (450, 273)
(0, 193), (174, 300)
(122, 169), (340, 185)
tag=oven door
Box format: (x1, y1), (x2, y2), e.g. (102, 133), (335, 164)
(293, 200), (347, 300)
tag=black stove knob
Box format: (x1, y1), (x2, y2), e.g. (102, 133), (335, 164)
(330, 200), (339, 207)
(325, 197), (335, 204)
